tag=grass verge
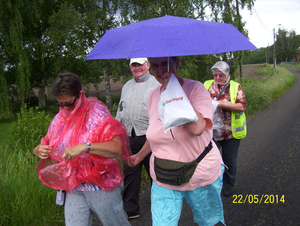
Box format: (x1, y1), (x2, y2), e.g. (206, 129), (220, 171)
(0, 147), (64, 226)
(241, 66), (296, 118)
(280, 62), (300, 69)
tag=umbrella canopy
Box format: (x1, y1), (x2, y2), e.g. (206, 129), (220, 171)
(85, 15), (257, 60)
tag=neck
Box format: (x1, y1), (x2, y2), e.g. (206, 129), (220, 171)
(135, 72), (150, 83)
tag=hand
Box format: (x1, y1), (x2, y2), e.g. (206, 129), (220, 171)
(62, 143), (85, 161)
(125, 154), (142, 167)
(33, 144), (52, 159)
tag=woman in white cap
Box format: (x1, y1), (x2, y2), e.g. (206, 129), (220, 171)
(204, 61), (247, 197)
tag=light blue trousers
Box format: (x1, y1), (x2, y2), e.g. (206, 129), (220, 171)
(64, 182), (131, 226)
(151, 165), (225, 226)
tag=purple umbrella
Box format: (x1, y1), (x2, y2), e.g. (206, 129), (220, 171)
(85, 15), (257, 60)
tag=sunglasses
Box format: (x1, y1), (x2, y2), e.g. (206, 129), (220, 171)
(213, 73), (225, 78)
(55, 96), (78, 107)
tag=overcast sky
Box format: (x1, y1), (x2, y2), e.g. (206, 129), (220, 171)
(240, 0), (300, 49)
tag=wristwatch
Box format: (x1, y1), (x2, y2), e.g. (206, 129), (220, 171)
(85, 142), (91, 153)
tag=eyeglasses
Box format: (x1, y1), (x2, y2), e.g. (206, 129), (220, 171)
(213, 73), (225, 78)
(55, 96), (78, 107)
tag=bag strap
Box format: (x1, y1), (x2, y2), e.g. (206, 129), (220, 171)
(217, 77), (231, 100)
(196, 141), (212, 163)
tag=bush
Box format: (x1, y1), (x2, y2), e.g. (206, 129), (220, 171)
(8, 104), (52, 153)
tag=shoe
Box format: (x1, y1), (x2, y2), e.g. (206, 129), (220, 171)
(128, 214), (140, 220)
(222, 186), (233, 197)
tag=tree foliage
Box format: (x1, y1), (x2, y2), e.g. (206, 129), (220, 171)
(0, 0), (130, 111)
(242, 28), (300, 65)
(119, 0), (255, 81)
(276, 29), (300, 63)
(1, 0), (262, 117)
(0, 0), (37, 117)
(242, 47), (270, 65)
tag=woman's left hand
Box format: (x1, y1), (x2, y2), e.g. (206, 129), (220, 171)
(62, 144), (86, 161)
(124, 154), (142, 167)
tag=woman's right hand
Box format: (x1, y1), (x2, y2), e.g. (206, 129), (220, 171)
(33, 144), (52, 159)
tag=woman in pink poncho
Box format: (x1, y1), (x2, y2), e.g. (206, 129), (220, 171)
(33, 73), (131, 226)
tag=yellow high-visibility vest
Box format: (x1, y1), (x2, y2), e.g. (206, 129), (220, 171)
(204, 80), (247, 139)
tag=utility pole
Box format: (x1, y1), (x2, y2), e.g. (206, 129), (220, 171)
(266, 45), (268, 63)
(267, 43), (269, 64)
(273, 28), (276, 70)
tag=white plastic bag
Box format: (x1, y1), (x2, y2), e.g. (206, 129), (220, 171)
(158, 74), (198, 133)
(212, 98), (224, 141)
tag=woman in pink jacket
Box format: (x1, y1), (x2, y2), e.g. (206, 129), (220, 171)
(127, 57), (225, 226)
(33, 72), (131, 226)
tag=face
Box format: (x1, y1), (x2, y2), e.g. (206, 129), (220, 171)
(130, 61), (150, 79)
(55, 94), (78, 111)
(150, 57), (179, 85)
(213, 70), (227, 85)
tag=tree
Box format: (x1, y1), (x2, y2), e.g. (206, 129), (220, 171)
(0, 0), (128, 112)
(35, 0), (126, 109)
(276, 28), (300, 63)
(1, 0), (63, 110)
(210, 0), (255, 83)
(1, 0), (258, 117)
(0, 0), (41, 117)
(35, 0), (132, 109)
(242, 48), (268, 64)
(0, 61), (12, 120)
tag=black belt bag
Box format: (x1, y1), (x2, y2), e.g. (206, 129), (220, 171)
(154, 141), (212, 186)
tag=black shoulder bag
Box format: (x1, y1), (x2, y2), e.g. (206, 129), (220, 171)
(154, 141), (212, 186)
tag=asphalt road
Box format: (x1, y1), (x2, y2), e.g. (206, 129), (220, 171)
(93, 66), (300, 226)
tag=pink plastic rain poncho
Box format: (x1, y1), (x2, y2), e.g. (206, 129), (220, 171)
(37, 91), (130, 192)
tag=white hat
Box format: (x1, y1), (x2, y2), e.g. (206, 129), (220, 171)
(129, 58), (148, 65)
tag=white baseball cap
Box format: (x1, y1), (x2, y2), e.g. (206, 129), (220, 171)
(129, 58), (148, 65)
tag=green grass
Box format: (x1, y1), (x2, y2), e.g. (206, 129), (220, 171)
(0, 147), (64, 226)
(241, 66), (296, 118)
(280, 62), (300, 69)
(254, 68), (274, 75)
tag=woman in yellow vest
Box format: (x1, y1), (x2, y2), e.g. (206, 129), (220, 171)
(204, 61), (247, 197)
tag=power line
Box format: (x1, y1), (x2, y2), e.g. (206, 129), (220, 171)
(253, 6), (272, 31)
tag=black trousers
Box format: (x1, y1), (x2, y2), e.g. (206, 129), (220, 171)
(214, 138), (241, 187)
(123, 135), (152, 216)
